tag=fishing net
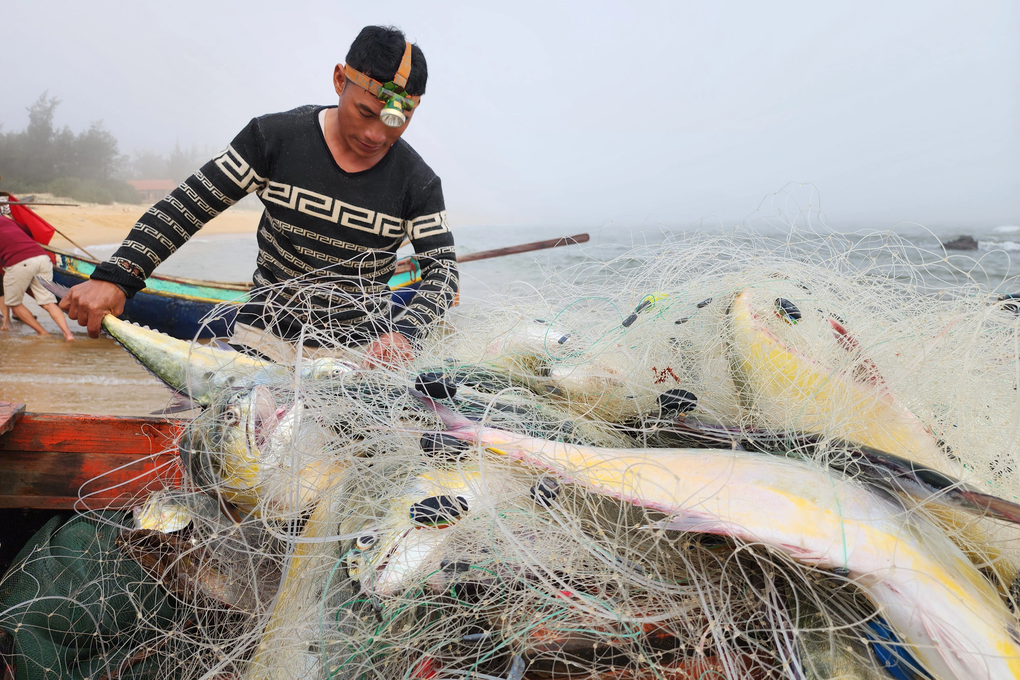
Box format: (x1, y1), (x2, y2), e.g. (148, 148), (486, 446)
(4, 193), (1020, 679)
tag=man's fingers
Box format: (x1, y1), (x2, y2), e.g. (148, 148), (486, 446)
(59, 281), (125, 333)
(62, 291), (77, 320)
(86, 311), (103, 339)
(75, 300), (90, 330)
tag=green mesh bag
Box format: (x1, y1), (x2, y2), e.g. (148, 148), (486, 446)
(0, 512), (188, 680)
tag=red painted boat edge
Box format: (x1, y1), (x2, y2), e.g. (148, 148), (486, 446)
(0, 407), (185, 510)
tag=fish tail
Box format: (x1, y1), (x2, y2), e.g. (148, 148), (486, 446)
(408, 387), (475, 432)
(958, 489), (1020, 525)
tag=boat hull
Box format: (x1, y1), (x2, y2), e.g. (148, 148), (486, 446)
(50, 265), (241, 338)
(0, 404), (183, 510)
(47, 246), (422, 340)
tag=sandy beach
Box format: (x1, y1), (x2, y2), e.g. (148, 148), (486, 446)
(1, 197), (263, 414)
(28, 195), (262, 249)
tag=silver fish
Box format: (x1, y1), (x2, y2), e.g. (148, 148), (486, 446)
(180, 385), (334, 518)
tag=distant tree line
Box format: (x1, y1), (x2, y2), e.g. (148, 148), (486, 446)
(131, 143), (208, 185)
(0, 93), (207, 205)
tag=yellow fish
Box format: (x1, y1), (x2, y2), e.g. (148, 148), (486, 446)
(727, 287), (952, 472)
(417, 392), (1020, 680)
(727, 286), (1020, 583)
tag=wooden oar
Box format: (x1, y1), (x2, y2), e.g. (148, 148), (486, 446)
(458, 232), (589, 263)
(395, 233), (589, 274)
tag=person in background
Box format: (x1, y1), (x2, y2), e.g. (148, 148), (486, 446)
(59, 25), (458, 366)
(0, 282), (10, 331)
(0, 215), (76, 341)
(1, 188), (13, 330)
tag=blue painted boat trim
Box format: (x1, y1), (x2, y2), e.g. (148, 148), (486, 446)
(50, 250), (423, 340)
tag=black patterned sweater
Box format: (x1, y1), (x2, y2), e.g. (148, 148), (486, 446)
(91, 105), (459, 345)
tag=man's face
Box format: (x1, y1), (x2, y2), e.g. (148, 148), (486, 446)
(333, 64), (420, 160)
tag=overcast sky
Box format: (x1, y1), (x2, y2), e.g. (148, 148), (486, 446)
(2, 0), (1017, 230)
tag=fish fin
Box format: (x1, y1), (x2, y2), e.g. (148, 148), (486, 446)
(153, 394), (201, 415)
(843, 443), (1020, 526)
(35, 276), (70, 302)
(828, 318), (887, 387)
(408, 387), (475, 432)
(642, 514), (728, 535)
(916, 609), (987, 680)
(955, 489), (1020, 525)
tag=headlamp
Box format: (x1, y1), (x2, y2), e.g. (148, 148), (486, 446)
(345, 41), (417, 128)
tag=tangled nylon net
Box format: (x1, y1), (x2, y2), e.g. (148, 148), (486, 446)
(4, 207), (1020, 679)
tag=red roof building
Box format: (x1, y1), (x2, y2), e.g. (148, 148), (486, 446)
(127, 179), (177, 203)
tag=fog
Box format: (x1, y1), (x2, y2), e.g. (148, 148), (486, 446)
(3, 0), (1017, 229)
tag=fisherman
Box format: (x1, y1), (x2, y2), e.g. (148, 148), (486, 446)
(1, 190), (13, 330)
(0, 215), (76, 341)
(0, 281), (9, 331)
(60, 25), (458, 366)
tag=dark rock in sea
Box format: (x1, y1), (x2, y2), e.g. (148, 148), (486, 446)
(942, 235), (979, 250)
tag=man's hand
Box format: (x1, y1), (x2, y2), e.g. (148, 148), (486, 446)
(362, 331), (414, 369)
(59, 280), (126, 338)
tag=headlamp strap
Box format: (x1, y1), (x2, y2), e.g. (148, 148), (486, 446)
(393, 41), (412, 90)
(344, 64), (384, 98)
(343, 40), (416, 116)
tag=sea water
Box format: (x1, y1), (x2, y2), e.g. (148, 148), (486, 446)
(77, 221), (1020, 300)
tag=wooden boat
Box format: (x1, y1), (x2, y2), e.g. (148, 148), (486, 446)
(0, 401), (182, 510)
(44, 244), (423, 340)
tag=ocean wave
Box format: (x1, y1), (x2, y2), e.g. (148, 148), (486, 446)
(980, 240), (1020, 252)
(994, 225), (1020, 234)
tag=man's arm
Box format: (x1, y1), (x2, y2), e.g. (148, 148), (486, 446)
(392, 178), (460, 343)
(362, 228), (458, 367)
(362, 178), (457, 367)
(62, 118), (270, 337)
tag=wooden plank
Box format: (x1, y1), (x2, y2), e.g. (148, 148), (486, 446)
(0, 450), (182, 509)
(0, 413), (184, 454)
(0, 401), (26, 437)
(0, 412), (187, 509)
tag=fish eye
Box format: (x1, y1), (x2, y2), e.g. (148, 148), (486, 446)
(774, 298), (802, 324)
(657, 389), (698, 417)
(355, 534), (377, 550)
(410, 495), (469, 526)
(998, 294), (1020, 315)
(222, 408), (240, 426)
(530, 477), (560, 506)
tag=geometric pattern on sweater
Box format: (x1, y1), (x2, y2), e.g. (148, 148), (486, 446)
(90, 104), (459, 344)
